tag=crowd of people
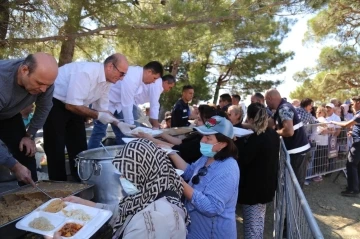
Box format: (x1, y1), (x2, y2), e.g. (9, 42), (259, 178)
(0, 51), (359, 238)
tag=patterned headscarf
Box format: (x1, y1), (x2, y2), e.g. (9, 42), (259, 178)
(112, 139), (190, 232)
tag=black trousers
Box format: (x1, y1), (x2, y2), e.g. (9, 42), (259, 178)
(43, 98), (87, 181)
(290, 152), (308, 188)
(0, 113), (38, 184)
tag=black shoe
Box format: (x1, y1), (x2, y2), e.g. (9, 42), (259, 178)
(341, 190), (360, 197)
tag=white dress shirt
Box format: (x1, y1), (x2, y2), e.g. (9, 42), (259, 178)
(135, 78), (163, 120)
(53, 62), (111, 111)
(108, 66), (144, 124)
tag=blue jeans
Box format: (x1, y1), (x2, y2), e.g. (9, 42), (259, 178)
(87, 106), (142, 149)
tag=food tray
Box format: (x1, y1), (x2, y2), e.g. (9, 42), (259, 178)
(124, 126), (163, 137)
(0, 180), (94, 239)
(233, 127), (253, 138)
(162, 127), (194, 136)
(16, 198), (112, 239)
(122, 138), (178, 154)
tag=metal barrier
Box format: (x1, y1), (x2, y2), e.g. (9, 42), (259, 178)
(303, 123), (348, 180)
(274, 138), (324, 239)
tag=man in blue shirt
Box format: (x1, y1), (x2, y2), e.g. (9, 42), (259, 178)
(330, 96), (360, 197)
(265, 89), (310, 188)
(171, 85), (194, 127)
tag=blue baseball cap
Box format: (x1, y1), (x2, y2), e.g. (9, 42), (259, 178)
(194, 116), (234, 139)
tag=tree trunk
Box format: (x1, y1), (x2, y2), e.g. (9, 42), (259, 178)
(0, 0), (9, 55)
(213, 76), (222, 105)
(170, 59), (180, 76)
(58, 2), (83, 66)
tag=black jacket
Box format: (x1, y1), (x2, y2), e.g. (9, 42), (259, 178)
(172, 131), (202, 164)
(171, 99), (190, 127)
(237, 128), (280, 205)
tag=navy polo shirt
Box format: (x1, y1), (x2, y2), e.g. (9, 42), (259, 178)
(351, 110), (360, 143)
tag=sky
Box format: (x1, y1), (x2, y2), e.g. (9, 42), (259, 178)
(216, 13), (324, 105)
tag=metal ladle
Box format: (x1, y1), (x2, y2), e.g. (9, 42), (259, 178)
(34, 184), (53, 199)
(100, 142), (112, 157)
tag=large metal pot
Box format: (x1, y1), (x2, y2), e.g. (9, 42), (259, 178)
(76, 145), (125, 204)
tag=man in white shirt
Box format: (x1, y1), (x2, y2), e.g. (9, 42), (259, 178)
(135, 74), (176, 128)
(43, 53), (130, 181)
(87, 62), (164, 149)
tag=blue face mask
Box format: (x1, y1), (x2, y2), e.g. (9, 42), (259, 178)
(120, 177), (140, 195)
(200, 142), (217, 157)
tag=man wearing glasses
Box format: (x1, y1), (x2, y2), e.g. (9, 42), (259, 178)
(43, 53), (131, 181)
(87, 61), (164, 148)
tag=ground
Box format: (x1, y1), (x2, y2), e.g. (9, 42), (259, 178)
(235, 173), (360, 239)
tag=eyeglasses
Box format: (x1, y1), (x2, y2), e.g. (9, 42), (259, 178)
(112, 63), (126, 77)
(191, 166), (208, 185)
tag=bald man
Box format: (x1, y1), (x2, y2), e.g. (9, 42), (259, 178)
(0, 53), (58, 186)
(43, 53), (132, 181)
(265, 89), (310, 187)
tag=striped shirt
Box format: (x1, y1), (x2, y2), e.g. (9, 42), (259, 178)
(183, 155), (240, 239)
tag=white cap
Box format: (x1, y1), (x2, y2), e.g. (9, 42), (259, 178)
(325, 103), (335, 108)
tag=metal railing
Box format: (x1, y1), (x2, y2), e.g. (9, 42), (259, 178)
(303, 123), (348, 180)
(274, 138), (324, 239)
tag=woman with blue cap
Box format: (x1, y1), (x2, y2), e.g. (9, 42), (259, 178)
(168, 116), (239, 239)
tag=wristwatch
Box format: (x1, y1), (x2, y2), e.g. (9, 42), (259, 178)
(26, 133), (35, 140)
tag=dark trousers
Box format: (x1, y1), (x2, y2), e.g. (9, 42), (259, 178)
(43, 98), (87, 181)
(290, 152), (308, 188)
(0, 113), (38, 184)
(346, 142), (360, 192)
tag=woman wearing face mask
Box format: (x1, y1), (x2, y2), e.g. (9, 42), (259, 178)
(168, 116), (239, 239)
(55, 139), (189, 239)
(236, 103), (280, 238)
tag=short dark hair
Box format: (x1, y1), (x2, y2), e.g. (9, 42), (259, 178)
(104, 54), (118, 65)
(182, 85), (193, 92)
(351, 96), (360, 102)
(254, 92), (264, 100)
(220, 93), (232, 104)
(300, 98), (313, 108)
(22, 54), (37, 75)
(162, 74), (176, 84)
(214, 133), (238, 160)
(144, 61), (164, 77)
(232, 94), (241, 101)
(198, 104), (227, 124)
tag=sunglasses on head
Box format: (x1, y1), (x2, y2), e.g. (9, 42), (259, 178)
(191, 166), (208, 185)
(112, 63), (126, 77)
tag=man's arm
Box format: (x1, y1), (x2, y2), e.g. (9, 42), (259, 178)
(171, 105), (182, 127)
(276, 120), (294, 137)
(330, 120), (356, 128)
(148, 80), (162, 129)
(120, 79), (137, 125)
(149, 118), (160, 128)
(65, 104), (98, 119)
(0, 140), (34, 185)
(0, 140), (17, 169)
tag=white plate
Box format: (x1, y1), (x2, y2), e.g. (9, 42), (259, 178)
(233, 127), (253, 137)
(175, 169), (184, 176)
(122, 137), (139, 144)
(16, 198), (112, 239)
(124, 127), (163, 137)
